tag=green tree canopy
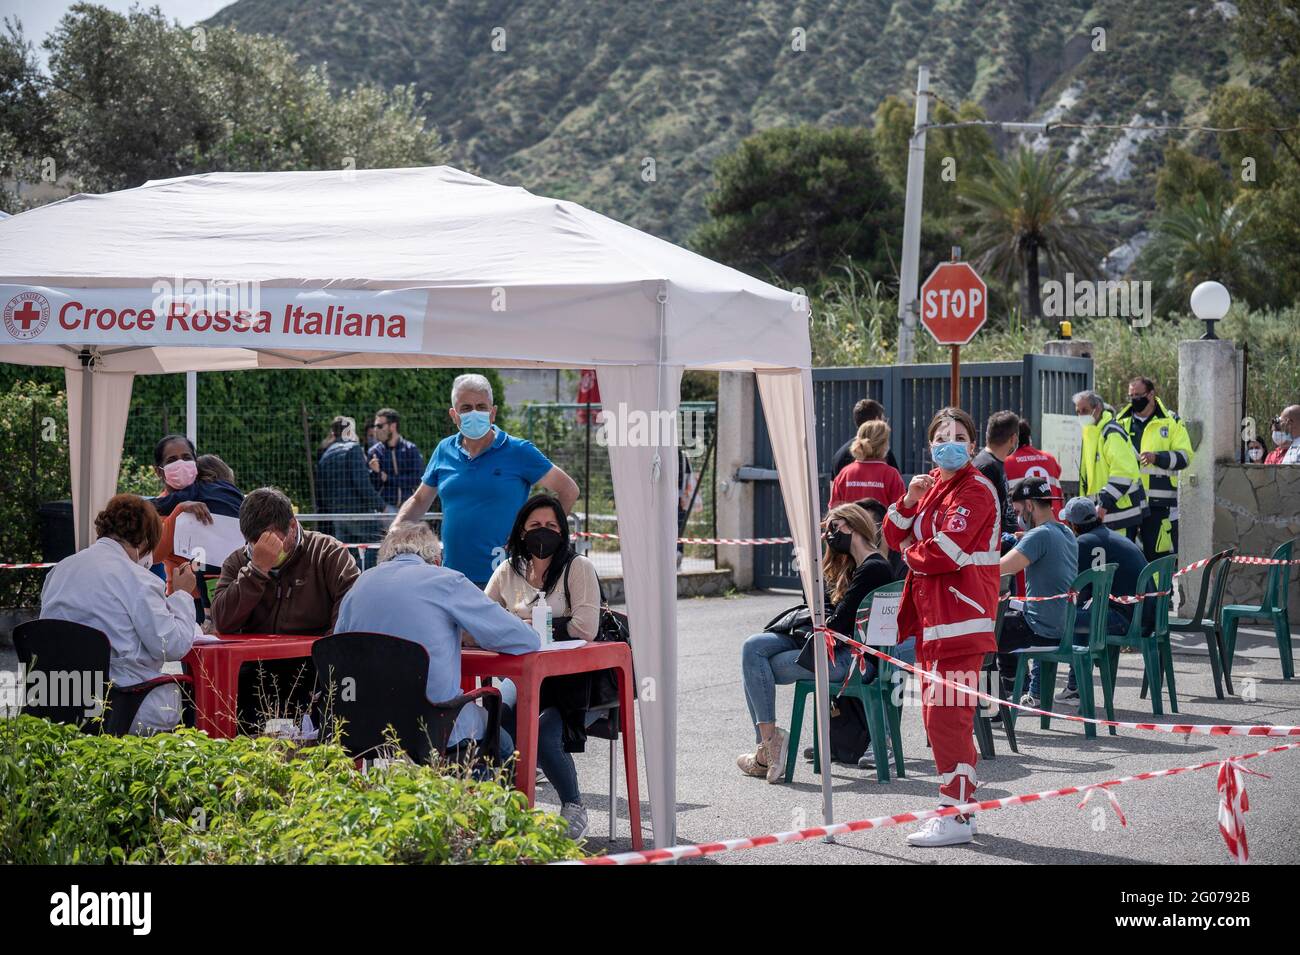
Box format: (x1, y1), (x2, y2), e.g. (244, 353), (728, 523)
(689, 126), (903, 285)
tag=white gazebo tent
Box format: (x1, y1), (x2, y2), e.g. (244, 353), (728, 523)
(0, 166), (833, 847)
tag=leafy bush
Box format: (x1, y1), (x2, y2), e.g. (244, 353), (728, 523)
(0, 716), (584, 865)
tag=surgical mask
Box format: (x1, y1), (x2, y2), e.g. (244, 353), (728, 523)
(826, 529), (854, 555)
(523, 527), (564, 559)
(163, 458), (198, 490)
(1017, 510), (1034, 532)
(1273, 430), (1288, 446)
(1248, 447), (1264, 462)
(458, 410), (492, 440)
(137, 550), (154, 569)
(931, 441), (971, 471)
(1078, 413), (1096, 429)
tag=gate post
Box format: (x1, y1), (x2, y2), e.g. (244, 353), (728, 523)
(716, 371), (755, 589)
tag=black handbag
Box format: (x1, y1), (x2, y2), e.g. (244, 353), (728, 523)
(764, 603), (812, 635)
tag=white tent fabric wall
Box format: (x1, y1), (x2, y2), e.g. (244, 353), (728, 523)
(65, 366), (135, 549)
(0, 166), (835, 847)
(597, 362), (685, 846)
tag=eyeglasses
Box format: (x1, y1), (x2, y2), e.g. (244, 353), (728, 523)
(1127, 392), (1150, 402)
(826, 520), (846, 534)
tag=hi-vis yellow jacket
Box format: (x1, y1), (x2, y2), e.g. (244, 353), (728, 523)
(1115, 397), (1192, 515)
(1080, 409), (1147, 529)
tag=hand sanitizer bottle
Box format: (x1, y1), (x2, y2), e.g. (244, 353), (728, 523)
(532, 594), (553, 645)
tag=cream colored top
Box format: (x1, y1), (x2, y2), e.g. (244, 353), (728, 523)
(485, 553), (602, 641)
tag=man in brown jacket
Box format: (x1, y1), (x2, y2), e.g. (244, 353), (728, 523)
(212, 487), (359, 635)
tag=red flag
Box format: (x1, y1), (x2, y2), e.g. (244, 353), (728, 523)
(576, 369), (601, 424)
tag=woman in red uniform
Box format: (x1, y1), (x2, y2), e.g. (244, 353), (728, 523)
(883, 407), (1000, 847)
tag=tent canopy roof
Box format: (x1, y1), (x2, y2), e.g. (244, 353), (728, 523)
(0, 166), (810, 373)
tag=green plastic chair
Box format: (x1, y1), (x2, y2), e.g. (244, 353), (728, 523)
(1106, 555), (1178, 716)
(785, 581), (906, 783)
(1221, 539), (1295, 681)
(1009, 565), (1117, 740)
(1168, 548), (1236, 698)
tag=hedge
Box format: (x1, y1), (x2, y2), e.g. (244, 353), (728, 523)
(0, 715), (585, 864)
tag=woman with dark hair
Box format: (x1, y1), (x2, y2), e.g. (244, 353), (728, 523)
(40, 494), (199, 734)
(483, 494), (601, 839)
(883, 406), (1000, 847)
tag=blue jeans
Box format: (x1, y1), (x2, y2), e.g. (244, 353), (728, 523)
(499, 679), (598, 806)
(740, 632), (854, 743)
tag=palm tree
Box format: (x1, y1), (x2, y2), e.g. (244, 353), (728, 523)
(1137, 193), (1270, 314)
(959, 147), (1107, 320)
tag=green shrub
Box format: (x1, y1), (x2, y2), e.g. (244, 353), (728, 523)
(0, 715), (584, 865)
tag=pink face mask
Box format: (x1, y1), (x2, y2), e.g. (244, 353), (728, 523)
(163, 458), (198, 490)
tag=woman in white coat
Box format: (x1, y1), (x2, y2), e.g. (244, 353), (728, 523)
(40, 494), (199, 735)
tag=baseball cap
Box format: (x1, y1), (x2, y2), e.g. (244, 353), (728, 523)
(1059, 496), (1098, 524)
(1009, 477), (1054, 502)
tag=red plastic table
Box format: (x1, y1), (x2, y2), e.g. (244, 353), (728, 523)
(182, 633), (321, 738)
(461, 641), (643, 849)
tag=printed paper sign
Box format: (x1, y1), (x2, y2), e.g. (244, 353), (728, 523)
(173, 512), (245, 569)
(855, 590), (901, 647)
(1040, 412), (1083, 483)
(0, 284), (427, 352)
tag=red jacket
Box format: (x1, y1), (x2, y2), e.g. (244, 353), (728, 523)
(829, 460), (906, 510)
(1005, 444), (1063, 517)
(883, 463), (1000, 662)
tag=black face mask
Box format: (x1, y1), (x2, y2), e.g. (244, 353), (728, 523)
(1130, 395), (1150, 414)
(523, 527), (564, 559)
(826, 529), (854, 555)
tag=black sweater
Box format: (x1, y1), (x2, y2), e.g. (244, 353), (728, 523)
(824, 552), (896, 637)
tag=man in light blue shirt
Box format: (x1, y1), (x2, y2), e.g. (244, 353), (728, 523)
(391, 373), (579, 586)
(334, 522), (539, 753)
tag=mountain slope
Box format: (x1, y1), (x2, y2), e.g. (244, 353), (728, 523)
(208, 0), (1247, 245)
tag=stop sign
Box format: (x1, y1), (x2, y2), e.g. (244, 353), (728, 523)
(919, 261), (987, 345)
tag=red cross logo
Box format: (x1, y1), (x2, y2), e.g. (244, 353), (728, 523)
(3, 291), (52, 340)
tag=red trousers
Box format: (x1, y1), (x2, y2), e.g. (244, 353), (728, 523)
(919, 651), (985, 805)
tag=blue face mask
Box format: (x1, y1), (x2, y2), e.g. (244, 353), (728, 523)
(931, 441), (971, 471)
(457, 410), (493, 440)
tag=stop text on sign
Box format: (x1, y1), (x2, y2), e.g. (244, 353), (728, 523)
(918, 261), (988, 346)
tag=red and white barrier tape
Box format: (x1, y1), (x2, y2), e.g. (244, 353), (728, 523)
(575, 531), (795, 545)
(831, 631), (1300, 737)
(560, 741), (1297, 865)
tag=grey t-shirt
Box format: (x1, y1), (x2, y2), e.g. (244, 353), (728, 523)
(1012, 520), (1079, 640)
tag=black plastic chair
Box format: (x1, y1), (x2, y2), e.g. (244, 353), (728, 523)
(13, 618), (193, 736)
(1167, 548), (1236, 698)
(976, 575), (1018, 755)
(312, 632), (501, 767)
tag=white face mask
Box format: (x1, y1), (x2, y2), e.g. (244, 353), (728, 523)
(1248, 447), (1264, 462)
(137, 549), (153, 569)
(1078, 413), (1095, 428)
(1273, 430), (1288, 445)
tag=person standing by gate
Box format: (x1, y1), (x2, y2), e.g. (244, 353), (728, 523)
(1075, 390), (1147, 533)
(1004, 418), (1063, 518)
(884, 407), (1000, 848)
(1115, 378), (1192, 561)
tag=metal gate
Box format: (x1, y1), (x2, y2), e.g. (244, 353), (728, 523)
(750, 353), (1093, 589)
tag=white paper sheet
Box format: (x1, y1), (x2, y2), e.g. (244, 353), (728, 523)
(538, 639), (588, 652)
(173, 511), (245, 569)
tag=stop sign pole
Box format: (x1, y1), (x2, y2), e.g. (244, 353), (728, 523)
(918, 248), (988, 409)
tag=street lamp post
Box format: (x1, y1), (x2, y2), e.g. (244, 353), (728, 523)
(1190, 280), (1231, 340)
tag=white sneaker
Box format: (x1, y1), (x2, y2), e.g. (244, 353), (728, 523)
(1058, 686), (1080, 702)
(1019, 693), (1040, 708)
(765, 728), (789, 783)
(560, 802), (589, 841)
(906, 813), (974, 847)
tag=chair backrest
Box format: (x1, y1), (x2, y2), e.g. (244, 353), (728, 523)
(311, 632), (437, 762)
(1125, 554), (1177, 641)
(12, 619), (111, 726)
(1206, 548), (1237, 621)
(1185, 548), (1235, 622)
(1265, 540), (1294, 612)
(1063, 564), (1117, 654)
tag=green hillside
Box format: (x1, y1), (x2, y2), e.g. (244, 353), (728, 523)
(204, 0), (1246, 245)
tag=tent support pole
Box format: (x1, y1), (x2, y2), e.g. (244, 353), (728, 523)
(77, 349), (95, 550)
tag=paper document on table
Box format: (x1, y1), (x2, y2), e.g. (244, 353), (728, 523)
(191, 633), (224, 644)
(539, 639), (588, 652)
(173, 512), (245, 569)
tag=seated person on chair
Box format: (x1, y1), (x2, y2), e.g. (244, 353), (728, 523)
(1060, 495), (1154, 637)
(736, 503), (894, 785)
(483, 494), (601, 840)
(334, 521), (539, 761)
(211, 487), (359, 635)
(40, 494), (199, 735)
(996, 479), (1078, 707)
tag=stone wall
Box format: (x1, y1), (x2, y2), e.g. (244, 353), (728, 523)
(1212, 464), (1300, 625)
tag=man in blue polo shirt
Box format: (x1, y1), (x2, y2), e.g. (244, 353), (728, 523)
(392, 373), (579, 586)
